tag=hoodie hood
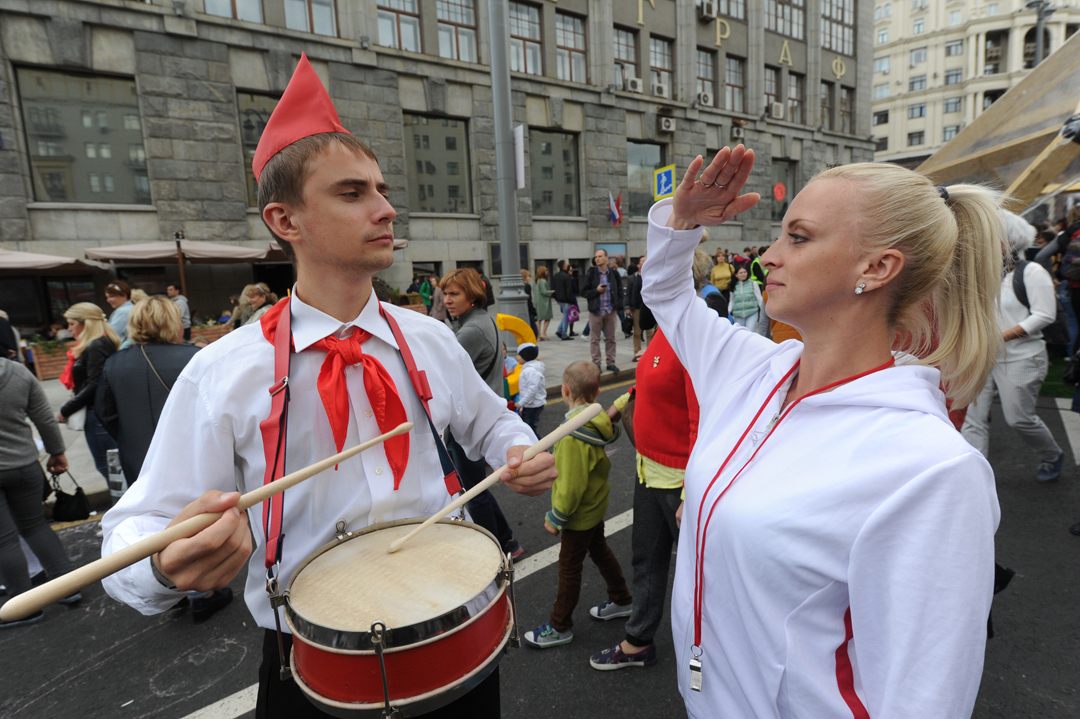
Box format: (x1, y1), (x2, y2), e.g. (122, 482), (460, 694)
(523, 358), (545, 374)
(564, 404), (621, 446)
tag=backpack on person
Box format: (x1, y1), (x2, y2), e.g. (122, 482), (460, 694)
(1012, 261), (1070, 347)
(1059, 229), (1080, 281)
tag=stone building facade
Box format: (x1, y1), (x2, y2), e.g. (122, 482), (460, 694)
(0, 0), (874, 324)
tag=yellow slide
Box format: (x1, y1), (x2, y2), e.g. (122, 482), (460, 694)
(496, 313), (536, 396)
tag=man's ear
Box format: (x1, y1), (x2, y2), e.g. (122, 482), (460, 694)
(263, 202), (303, 245)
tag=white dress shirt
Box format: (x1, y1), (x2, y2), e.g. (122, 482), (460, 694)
(642, 199), (998, 719)
(101, 290), (536, 630)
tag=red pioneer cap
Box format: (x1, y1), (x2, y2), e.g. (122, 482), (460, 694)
(252, 52), (349, 182)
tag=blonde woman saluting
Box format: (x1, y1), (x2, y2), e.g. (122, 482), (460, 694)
(642, 146), (1002, 719)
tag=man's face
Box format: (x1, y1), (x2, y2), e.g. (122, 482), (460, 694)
(594, 250), (608, 268)
(165, 286), (178, 298)
(269, 142), (397, 277)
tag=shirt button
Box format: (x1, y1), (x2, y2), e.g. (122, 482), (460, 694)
(365, 409), (374, 417)
(375, 515), (383, 523)
(375, 466), (384, 475)
(353, 362), (362, 368)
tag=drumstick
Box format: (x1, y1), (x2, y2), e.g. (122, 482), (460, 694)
(0, 422), (413, 623)
(387, 403), (603, 554)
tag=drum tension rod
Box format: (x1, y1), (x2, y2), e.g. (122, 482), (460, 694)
(267, 569), (292, 681)
(335, 519), (349, 541)
(503, 553), (520, 649)
(370, 621), (402, 719)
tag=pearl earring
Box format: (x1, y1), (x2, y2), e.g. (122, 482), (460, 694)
(855, 283), (866, 295)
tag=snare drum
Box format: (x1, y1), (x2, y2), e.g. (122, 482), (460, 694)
(284, 517), (515, 718)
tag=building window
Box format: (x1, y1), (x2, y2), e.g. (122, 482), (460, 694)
(908, 103), (926, 118)
(437, 0), (477, 62)
(945, 39), (963, 56)
(873, 109), (889, 125)
(821, 0), (855, 56)
(788, 72), (805, 123)
(764, 66), (780, 110)
(907, 130), (924, 145)
(875, 136), (888, 151)
(555, 12), (587, 82)
(987, 3), (998, 15)
(404, 114), (471, 213)
(943, 125), (961, 141)
(650, 37), (674, 92)
(627, 141), (664, 218)
(509, 2), (542, 75)
(284, 0), (336, 35)
(910, 47), (927, 64)
(16, 68), (149, 205)
(909, 74), (926, 91)
(944, 68), (962, 85)
(766, 0), (805, 39)
(725, 55), (746, 113)
(615, 28), (638, 88)
(531, 130), (579, 216)
(877, 28), (888, 44)
(873, 82), (890, 99)
(378, 0), (421, 51)
(949, 9), (961, 25)
(238, 92), (279, 207)
(720, 0), (746, 20)
(839, 87), (852, 133)
(874, 56), (890, 73)
(696, 50), (717, 100)
(820, 80), (834, 131)
(913, 18), (924, 34)
(129, 144), (146, 167)
(944, 96), (962, 113)
(205, 0), (263, 22)
(983, 89), (1005, 109)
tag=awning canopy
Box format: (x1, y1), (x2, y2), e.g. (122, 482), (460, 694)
(85, 240), (268, 264)
(0, 248), (107, 276)
(917, 30), (1080, 209)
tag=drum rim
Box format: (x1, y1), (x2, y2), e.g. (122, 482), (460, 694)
(284, 517), (507, 651)
(290, 618), (513, 718)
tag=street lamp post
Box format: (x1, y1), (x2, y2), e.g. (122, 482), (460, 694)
(1026, 0), (1057, 66)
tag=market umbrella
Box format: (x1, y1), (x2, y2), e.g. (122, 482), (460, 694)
(85, 240), (269, 296)
(0, 247), (107, 276)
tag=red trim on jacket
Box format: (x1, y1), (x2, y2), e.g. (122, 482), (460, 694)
(835, 607), (871, 719)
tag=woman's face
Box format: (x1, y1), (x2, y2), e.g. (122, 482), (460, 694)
(760, 178), (872, 327)
(735, 268), (749, 282)
(248, 292), (266, 309)
(442, 283), (470, 318)
(67, 318), (83, 339)
(105, 293), (125, 309)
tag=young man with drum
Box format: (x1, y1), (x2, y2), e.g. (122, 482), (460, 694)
(100, 55), (555, 718)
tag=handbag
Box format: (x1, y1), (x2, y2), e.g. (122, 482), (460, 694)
(567, 304), (580, 323)
(621, 313), (635, 335)
(65, 406), (86, 432)
(50, 471), (90, 522)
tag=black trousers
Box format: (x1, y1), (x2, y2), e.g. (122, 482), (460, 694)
(256, 630), (501, 718)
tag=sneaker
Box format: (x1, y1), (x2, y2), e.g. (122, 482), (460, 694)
(192, 587), (233, 621)
(57, 591), (82, 605)
(523, 622), (573, 648)
(590, 643), (658, 670)
(590, 600), (633, 621)
(511, 545), (525, 559)
(1037, 451), (1064, 482)
(0, 610), (44, 629)
(606, 364), (621, 373)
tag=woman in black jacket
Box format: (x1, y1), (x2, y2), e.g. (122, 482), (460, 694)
(57, 303), (120, 481)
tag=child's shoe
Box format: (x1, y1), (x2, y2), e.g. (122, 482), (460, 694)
(523, 622), (573, 648)
(589, 642), (658, 670)
(589, 600), (633, 621)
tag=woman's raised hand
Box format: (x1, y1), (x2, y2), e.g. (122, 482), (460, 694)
(667, 146), (759, 230)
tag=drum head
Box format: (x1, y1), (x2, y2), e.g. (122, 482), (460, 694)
(288, 522), (503, 632)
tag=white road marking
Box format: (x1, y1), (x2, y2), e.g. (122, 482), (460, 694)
(1054, 398), (1080, 465)
(178, 508), (636, 719)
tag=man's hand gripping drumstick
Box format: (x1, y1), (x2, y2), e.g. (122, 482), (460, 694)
(387, 403), (602, 553)
(0, 422), (413, 622)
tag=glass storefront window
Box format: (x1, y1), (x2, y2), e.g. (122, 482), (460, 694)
(530, 130), (579, 216)
(404, 114), (472, 213)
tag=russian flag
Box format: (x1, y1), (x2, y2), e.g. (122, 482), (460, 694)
(609, 191), (623, 226)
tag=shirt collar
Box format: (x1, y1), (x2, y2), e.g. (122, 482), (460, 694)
(288, 285), (399, 352)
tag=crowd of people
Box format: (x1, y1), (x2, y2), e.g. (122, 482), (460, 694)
(2, 51), (1080, 719)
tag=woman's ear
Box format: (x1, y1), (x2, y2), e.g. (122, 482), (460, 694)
(863, 249), (905, 290)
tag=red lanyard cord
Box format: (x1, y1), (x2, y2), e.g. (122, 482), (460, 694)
(691, 357), (896, 649)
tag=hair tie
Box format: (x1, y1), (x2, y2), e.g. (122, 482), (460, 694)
(937, 185), (949, 202)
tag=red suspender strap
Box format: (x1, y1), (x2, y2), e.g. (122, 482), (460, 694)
(379, 305), (462, 496)
(259, 297), (292, 571)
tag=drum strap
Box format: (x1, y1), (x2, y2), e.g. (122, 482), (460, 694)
(257, 298), (463, 572)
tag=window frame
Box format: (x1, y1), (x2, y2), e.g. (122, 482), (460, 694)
(696, 49), (717, 100)
(378, 0), (422, 51)
(943, 96), (962, 113)
(943, 125), (961, 141)
(720, 0), (747, 20)
(614, 27), (639, 88)
(821, 0), (855, 56)
(555, 11), (587, 83)
(766, 0), (806, 40)
(508, 1), (543, 76)
(839, 86), (853, 134)
(285, 0), (338, 36)
(403, 114), (473, 214)
(877, 28), (888, 44)
(204, 0), (264, 22)
(649, 36), (674, 92)
(872, 109), (889, 125)
(873, 82), (890, 99)
(530, 129), (581, 217)
(909, 74), (926, 91)
(907, 103), (926, 118)
(874, 56), (890, 73)
(787, 72), (805, 123)
(820, 80), (834, 131)
(725, 55), (746, 114)
(945, 39), (963, 56)
(764, 66), (780, 110)
(437, 0), (478, 62)
(907, 130), (925, 146)
(944, 68), (962, 85)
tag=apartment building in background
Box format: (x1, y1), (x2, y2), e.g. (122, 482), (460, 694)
(871, 0), (1080, 167)
(0, 0), (875, 325)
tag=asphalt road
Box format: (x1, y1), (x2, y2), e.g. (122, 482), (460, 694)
(1, 384), (1078, 718)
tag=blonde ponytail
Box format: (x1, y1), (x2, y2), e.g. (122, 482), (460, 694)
(813, 164), (1003, 408)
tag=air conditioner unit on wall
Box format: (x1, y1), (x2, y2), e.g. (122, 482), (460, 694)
(770, 101), (786, 120)
(652, 83), (670, 98)
(697, 91), (714, 107)
(699, 0), (718, 21)
(626, 77), (645, 93)
(731, 126), (745, 140)
(658, 117), (676, 133)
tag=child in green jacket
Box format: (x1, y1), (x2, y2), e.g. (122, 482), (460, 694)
(523, 361), (633, 648)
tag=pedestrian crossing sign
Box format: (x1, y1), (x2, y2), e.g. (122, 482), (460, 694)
(653, 165), (676, 200)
